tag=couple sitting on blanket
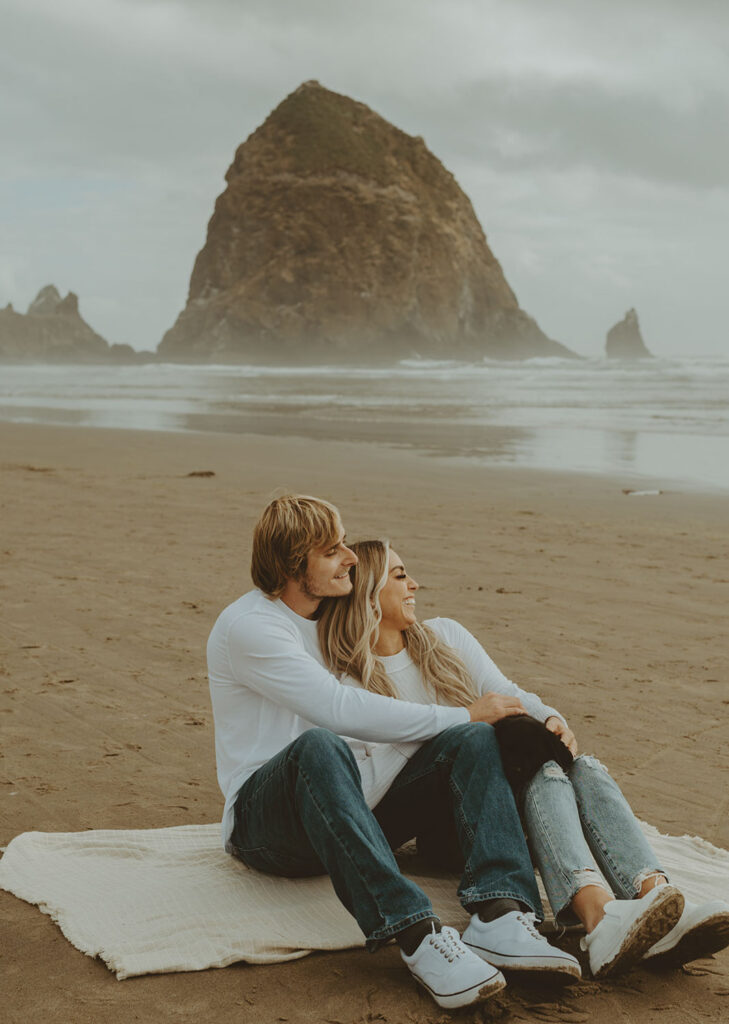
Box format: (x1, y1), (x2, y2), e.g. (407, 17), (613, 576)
(207, 494), (729, 1010)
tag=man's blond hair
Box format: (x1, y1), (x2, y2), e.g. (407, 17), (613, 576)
(251, 495), (342, 597)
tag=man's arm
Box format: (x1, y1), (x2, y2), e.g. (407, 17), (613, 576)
(225, 613), (470, 743)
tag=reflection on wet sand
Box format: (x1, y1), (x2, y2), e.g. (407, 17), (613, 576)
(0, 358), (727, 490)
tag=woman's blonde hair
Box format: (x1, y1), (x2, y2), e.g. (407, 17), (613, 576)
(318, 539), (478, 707)
(251, 494), (341, 598)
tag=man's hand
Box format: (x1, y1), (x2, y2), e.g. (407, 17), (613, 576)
(545, 716), (578, 756)
(468, 693), (527, 725)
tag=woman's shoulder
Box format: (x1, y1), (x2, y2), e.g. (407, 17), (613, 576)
(423, 616), (474, 644)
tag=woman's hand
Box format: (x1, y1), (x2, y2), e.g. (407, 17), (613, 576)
(468, 693), (527, 725)
(545, 716), (578, 756)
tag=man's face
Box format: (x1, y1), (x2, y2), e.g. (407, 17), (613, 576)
(300, 521), (358, 600)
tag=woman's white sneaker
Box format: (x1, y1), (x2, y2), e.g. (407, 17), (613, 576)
(581, 884), (684, 978)
(401, 925), (506, 1009)
(644, 898), (729, 967)
(462, 911), (582, 981)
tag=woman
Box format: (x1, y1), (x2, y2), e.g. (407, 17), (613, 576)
(318, 540), (729, 978)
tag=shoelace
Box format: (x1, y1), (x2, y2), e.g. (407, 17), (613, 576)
(431, 927), (467, 963)
(514, 912), (542, 940)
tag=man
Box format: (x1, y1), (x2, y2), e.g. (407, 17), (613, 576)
(207, 494), (581, 1009)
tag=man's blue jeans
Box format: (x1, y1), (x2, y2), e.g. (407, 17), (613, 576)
(231, 722), (541, 950)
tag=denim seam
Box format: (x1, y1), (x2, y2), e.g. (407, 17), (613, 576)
(579, 816), (664, 898)
(237, 757), (291, 817)
(448, 773), (476, 889)
(524, 783), (580, 919)
(579, 815), (664, 899)
(579, 817), (634, 897)
(570, 760), (653, 899)
(525, 784), (575, 890)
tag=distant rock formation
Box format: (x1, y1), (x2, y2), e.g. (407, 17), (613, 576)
(0, 285), (111, 362)
(159, 81), (575, 364)
(28, 285), (67, 316)
(605, 308), (653, 359)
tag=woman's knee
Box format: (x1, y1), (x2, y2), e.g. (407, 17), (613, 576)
(567, 753), (614, 799)
(569, 754), (610, 780)
(523, 758), (572, 804)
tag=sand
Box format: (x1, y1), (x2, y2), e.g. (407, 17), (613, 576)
(1, 420), (728, 1024)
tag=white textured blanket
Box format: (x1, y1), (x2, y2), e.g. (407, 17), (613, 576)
(1, 821), (728, 980)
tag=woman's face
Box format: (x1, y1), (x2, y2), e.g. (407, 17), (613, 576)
(377, 548), (419, 632)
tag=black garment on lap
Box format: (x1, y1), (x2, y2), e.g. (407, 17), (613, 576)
(493, 716), (573, 794)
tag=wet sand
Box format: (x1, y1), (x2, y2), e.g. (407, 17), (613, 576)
(1, 421), (728, 1023)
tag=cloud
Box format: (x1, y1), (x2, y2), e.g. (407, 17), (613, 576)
(410, 76), (729, 190)
(1, 0), (727, 354)
(4, 0), (726, 189)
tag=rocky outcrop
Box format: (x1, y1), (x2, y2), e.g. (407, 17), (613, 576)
(159, 81), (575, 364)
(605, 308), (653, 359)
(28, 285), (66, 316)
(0, 285), (111, 362)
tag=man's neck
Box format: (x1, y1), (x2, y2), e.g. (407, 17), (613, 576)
(373, 625), (406, 657)
(279, 582), (320, 620)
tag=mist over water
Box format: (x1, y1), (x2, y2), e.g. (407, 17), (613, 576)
(1, 357), (728, 491)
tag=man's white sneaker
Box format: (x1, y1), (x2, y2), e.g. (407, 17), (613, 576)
(644, 898), (729, 967)
(401, 925), (505, 1009)
(462, 910), (582, 982)
(580, 884), (684, 978)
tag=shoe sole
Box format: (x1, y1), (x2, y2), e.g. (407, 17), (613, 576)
(593, 887), (684, 979)
(464, 944), (582, 984)
(416, 970), (506, 1009)
(491, 961), (582, 984)
(645, 913), (729, 969)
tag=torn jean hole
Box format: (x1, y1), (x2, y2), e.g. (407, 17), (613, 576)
(573, 867), (611, 892)
(576, 754), (610, 773)
(633, 868), (669, 892)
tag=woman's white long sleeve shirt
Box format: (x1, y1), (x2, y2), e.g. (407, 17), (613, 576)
(343, 617), (564, 809)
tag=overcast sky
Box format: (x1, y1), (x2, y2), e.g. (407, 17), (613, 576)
(2, 0), (728, 357)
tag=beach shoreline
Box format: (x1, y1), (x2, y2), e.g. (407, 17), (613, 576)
(2, 420), (728, 1023)
(3, 414), (729, 499)
(3, 355), (728, 494)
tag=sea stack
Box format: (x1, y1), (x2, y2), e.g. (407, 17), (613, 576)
(605, 308), (653, 359)
(159, 81), (574, 364)
(0, 285), (110, 362)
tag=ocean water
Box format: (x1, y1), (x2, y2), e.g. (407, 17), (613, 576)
(1, 357), (728, 491)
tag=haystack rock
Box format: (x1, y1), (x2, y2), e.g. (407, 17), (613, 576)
(0, 285), (111, 362)
(605, 308), (653, 359)
(159, 81), (575, 364)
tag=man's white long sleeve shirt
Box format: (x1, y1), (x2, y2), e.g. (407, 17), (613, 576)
(207, 590), (470, 849)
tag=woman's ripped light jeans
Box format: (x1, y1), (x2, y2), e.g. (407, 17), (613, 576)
(522, 754), (666, 925)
